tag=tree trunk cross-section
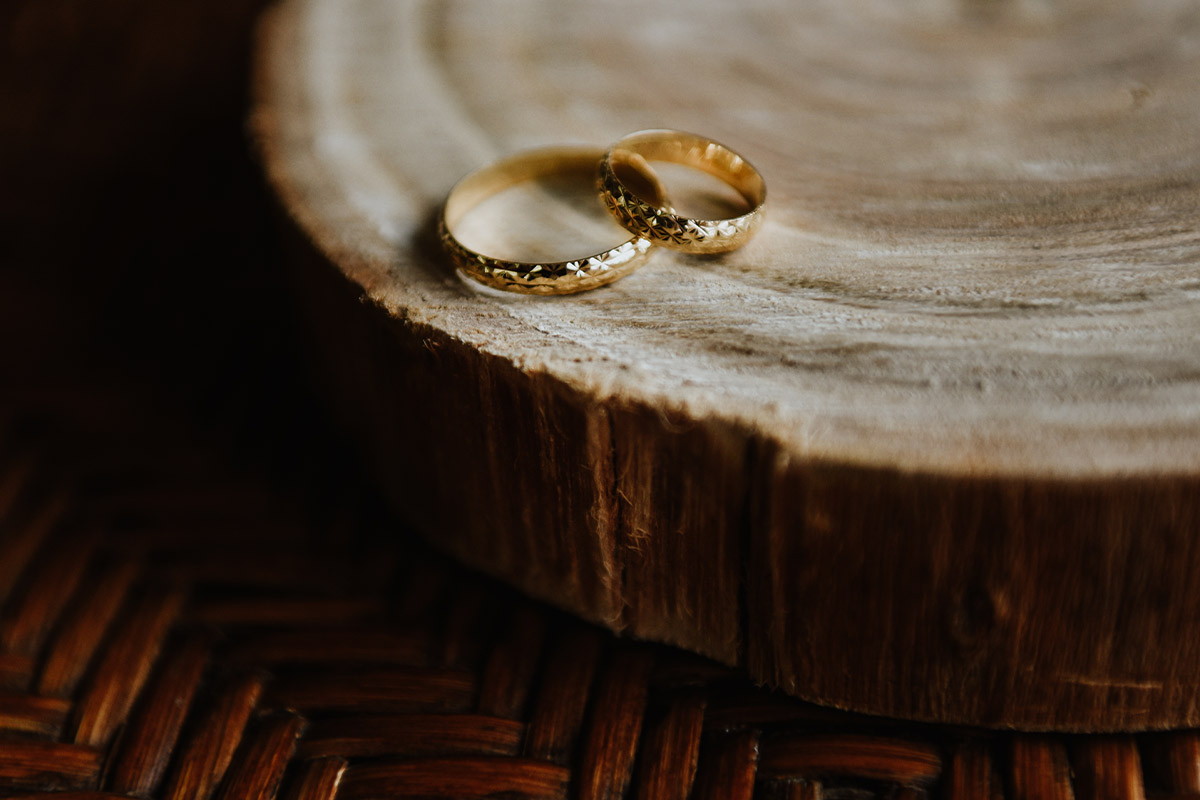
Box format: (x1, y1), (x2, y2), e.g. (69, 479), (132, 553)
(255, 0), (1200, 731)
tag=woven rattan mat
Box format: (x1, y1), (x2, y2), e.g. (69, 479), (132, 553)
(2, 275), (1198, 800)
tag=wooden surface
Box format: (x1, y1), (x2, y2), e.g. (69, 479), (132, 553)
(5, 276), (1200, 798)
(255, 0), (1200, 729)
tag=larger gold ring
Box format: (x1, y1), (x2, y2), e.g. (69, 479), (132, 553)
(440, 146), (665, 295)
(599, 129), (766, 254)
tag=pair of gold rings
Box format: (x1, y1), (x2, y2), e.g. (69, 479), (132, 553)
(439, 130), (766, 295)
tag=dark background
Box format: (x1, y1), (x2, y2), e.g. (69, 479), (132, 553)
(1, 0), (354, 501)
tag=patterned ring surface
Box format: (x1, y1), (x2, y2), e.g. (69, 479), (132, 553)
(599, 129), (766, 254)
(441, 146), (662, 295)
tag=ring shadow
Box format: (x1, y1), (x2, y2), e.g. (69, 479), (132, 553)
(409, 202), (460, 289)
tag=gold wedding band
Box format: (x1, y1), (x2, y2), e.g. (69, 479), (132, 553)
(598, 129), (766, 254)
(440, 146), (666, 295)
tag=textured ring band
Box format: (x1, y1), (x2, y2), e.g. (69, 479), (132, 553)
(440, 146), (665, 295)
(599, 129), (766, 254)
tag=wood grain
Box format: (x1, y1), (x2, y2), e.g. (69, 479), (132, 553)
(522, 627), (604, 765)
(577, 648), (656, 800)
(1011, 737), (1074, 800)
(1070, 738), (1146, 800)
(0, 275), (1195, 799)
(213, 712), (306, 800)
(107, 630), (212, 797)
(1144, 733), (1200, 794)
(297, 714), (525, 759)
(691, 730), (760, 800)
(632, 691), (708, 800)
(162, 673), (265, 800)
(0, 743), (102, 793)
(758, 735), (942, 786)
(69, 584), (186, 747)
(255, 0), (1200, 729)
(337, 758), (570, 800)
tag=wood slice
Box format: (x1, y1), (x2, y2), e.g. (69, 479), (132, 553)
(253, 0), (1200, 731)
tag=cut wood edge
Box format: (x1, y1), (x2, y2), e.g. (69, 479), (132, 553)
(250, 1), (1200, 731)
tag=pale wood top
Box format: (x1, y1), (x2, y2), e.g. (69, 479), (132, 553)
(257, 0), (1200, 480)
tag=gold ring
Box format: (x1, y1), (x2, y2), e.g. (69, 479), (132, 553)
(599, 129), (766, 254)
(440, 146), (665, 295)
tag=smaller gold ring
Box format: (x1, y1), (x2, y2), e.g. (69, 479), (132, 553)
(440, 146), (665, 295)
(599, 129), (766, 254)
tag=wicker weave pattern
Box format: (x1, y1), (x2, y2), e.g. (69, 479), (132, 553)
(2, 280), (1199, 799)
